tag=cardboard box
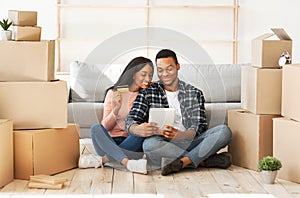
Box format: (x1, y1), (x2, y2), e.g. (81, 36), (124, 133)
(0, 40), (55, 81)
(273, 117), (300, 183)
(12, 25), (41, 41)
(8, 10), (37, 26)
(241, 66), (282, 115)
(0, 81), (68, 129)
(14, 124), (80, 180)
(282, 64), (300, 122)
(0, 120), (13, 187)
(252, 28), (292, 68)
(228, 109), (279, 170)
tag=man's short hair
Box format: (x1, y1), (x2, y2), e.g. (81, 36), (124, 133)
(155, 49), (178, 65)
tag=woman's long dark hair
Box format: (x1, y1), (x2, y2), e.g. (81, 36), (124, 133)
(105, 56), (154, 95)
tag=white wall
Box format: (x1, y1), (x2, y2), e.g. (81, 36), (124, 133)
(0, 0), (57, 39)
(239, 0), (300, 63)
(1, 0), (300, 71)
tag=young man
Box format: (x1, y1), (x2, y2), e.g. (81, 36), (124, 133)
(125, 49), (232, 176)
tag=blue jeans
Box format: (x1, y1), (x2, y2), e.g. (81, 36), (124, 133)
(142, 124), (232, 168)
(90, 123), (145, 163)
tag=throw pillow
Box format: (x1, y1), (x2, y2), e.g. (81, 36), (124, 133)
(69, 61), (115, 102)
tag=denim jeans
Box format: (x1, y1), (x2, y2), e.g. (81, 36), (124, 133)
(142, 124), (232, 168)
(90, 123), (145, 163)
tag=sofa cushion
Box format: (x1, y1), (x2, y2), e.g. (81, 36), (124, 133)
(69, 61), (124, 102)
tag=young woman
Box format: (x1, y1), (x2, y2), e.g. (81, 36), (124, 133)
(79, 57), (154, 174)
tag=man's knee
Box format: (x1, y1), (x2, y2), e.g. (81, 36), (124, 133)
(143, 137), (156, 152)
(217, 124), (232, 145)
(222, 124), (232, 141)
(143, 136), (164, 152)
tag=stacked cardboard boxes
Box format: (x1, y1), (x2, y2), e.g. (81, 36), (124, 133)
(8, 10), (41, 41)
(0, 10), (79, 181)
(273, 64), (300, 183)
(228, 28), (292, 171)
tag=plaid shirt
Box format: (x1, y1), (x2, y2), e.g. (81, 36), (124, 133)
(125, 79), (208, 135)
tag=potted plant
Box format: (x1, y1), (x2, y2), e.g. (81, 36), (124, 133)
(258, 156), (282, 184)
(0, 18), (13, 40)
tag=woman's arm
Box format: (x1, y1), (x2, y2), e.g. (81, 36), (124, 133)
(101, 90), (119, 130)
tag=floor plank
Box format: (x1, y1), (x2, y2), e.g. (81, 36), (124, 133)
(174, 169), (204, 198)
(1, 166), (300, 197)
(210, 167), (242, 193)
(112, 169), (134, 194)
(67, 168), (94, 194)
(1, 180), (25, 191)
(230, 165), (266, 194)
(278, 179), (300, 197)
(151, 170), (180, 198)
(190, 167), (217, 184)
(179, 167), (223, 196)
(134, 171), (156, 194)
(90, 167), (114, 194)
(0, 179), (28, 195)
(249, 168), (293, 198)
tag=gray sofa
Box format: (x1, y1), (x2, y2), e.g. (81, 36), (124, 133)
(68, 61), (249, 138)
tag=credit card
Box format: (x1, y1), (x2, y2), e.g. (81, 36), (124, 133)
(117, 85), (129, 92)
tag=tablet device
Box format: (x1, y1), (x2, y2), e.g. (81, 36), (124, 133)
(148, 108), (175, 129)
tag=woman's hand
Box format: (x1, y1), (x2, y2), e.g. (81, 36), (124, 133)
(112, 91), (122, 116)
(130, 122), (159, 137)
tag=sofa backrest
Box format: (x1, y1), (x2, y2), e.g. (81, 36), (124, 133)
(178, 63), (249, 103)
(69, 60), (249, 103)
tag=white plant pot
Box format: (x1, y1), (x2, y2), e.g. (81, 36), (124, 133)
(262, 170), (278, 184)
(1, 30), (12, 40)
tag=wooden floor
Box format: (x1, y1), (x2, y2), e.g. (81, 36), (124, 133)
(1, 165), (300, 198)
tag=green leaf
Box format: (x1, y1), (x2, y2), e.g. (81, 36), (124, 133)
(257, 156), (282, 171)
(0, 18), (12, 30)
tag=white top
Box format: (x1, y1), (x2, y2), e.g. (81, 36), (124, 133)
(165, 90), (186, 132)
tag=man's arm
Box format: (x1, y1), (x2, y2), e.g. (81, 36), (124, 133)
(125, 90), (160, 137)
(187, 89), (207, 135)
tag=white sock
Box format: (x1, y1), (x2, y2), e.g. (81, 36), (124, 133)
(126, 159), (147, 174)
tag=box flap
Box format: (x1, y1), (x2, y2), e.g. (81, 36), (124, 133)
(271, 28), (292, 40)
(253, 33), (274, 40)
(0, 119), (11, 124)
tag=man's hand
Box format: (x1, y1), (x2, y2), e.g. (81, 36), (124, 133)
(161, 125), (178, 139)
(130, 122), (159, 137)
(161, 126), (197, 140)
